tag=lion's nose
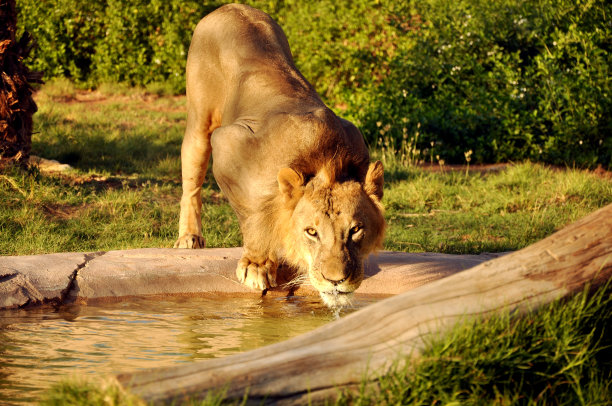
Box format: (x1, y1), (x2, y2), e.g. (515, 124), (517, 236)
(322, 274), (348, 286)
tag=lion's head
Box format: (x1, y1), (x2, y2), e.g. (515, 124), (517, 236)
(278, 161), (385, 307)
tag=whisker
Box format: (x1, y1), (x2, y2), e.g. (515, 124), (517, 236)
(281, 273), (310, 289)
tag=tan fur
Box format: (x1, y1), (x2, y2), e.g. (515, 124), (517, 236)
(174, 4), (386, 306)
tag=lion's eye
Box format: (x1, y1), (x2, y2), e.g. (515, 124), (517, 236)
(305, 228), (318, 238)
(350, 224), (364, 240)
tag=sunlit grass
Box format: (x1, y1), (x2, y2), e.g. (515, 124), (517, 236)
(381, 162), (611, 253)
(39, 378), (145, 406)
(0, 83), (610, 255)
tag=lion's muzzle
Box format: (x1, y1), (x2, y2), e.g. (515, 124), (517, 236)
(309, 253), (364, 307)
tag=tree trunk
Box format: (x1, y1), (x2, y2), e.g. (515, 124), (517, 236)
(116, 204), (612, 405)
(0, 0), (41, 167)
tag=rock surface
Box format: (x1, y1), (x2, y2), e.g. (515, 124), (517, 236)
(28, 155), (73, 172)
(0, 247), (505, 310)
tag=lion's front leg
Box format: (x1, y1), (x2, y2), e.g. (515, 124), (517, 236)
(174, 187), (206, 248)
(174, 185), (206, 248)
(236, 253), (278, 290)
(174, 107), (214, 249)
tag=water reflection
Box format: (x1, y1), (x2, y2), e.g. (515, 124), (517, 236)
(0, 295), (381, 404)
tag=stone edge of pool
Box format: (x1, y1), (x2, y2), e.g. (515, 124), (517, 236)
(0, 247), (508, 310)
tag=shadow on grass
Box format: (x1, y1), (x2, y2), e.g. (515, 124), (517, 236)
(33, 112), (183, 176)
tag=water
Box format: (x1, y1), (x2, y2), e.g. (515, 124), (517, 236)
(0, 295), (381, 404)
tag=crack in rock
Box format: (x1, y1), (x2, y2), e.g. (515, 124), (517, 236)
(60, 251), (107, 304)
(0, 271), (19, 284)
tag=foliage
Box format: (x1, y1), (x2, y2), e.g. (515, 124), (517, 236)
(89, 0), (222, 92)
(356, 0), (612, 168)
(17, 0), (611, 168)
(16, 0), (106, 83)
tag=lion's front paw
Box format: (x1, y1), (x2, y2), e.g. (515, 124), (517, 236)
(173, 234), (206, 249)
(236, 256), (278, 290)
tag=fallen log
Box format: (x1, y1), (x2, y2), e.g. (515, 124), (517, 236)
(116, 204), (612, 405)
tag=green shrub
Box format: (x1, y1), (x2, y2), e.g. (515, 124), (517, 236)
(89, 0), (223, 92)
(350, 0), (611, 168)
(17, 0), (611, 168)
(17, 0), (106, 82)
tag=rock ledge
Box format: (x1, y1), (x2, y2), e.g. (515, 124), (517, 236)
(0, 247), (505, 310)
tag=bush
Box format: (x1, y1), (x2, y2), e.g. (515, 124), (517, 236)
(17, 0), (106, 82)
(17, 0), (221, 92)
(350, 0), (611, 168)
(17, 0), (611, 168)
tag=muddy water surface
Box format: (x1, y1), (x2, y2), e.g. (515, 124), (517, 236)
(0, 295), (381, 404)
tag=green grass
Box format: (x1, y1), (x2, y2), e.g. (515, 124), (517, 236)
(39, 378), (145, 406)
(381, 162), (611, 253)
(39, 282), (612, 405)
(0, 83), (610, 255)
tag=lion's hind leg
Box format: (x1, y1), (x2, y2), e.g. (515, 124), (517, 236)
(236, 254), (278, 290)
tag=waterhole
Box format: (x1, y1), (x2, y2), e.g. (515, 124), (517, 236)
(0, 295), (382, 404)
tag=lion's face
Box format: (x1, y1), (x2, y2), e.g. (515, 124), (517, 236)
(279, 162), (385, 307)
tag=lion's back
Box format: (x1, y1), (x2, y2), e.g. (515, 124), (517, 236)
(189, 4), (292, 72)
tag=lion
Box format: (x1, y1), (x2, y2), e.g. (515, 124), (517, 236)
(174, 4), (385, 307)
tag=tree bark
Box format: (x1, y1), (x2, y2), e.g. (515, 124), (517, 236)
(0, 0), (41, 167)
(116, 204), (612, 405)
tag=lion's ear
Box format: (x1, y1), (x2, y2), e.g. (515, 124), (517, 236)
(364, 161), (384, 201)
(278, 167), (304, 202)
